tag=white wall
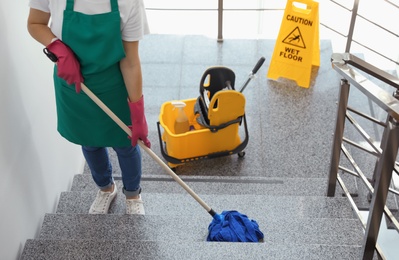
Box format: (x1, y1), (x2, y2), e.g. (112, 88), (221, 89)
(0, 2), (84, 259)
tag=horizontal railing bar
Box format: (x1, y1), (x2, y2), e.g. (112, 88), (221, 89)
(347, 106), (387, 127)
(346, 111), (382, 155)
(385, 0), (399, 9)
(390, 188), (399, 196)
(349, 40), (399, 66)
(320, 23), (347, 38)
(377, 200), (399, 234)
(339, 165), (359, 177)
(342, 144), (374, 190)
(339, 165), (399, 196)
(356, 15), (399, 38)
(342, 137), (380, 157)
(330, 0), (353, 12)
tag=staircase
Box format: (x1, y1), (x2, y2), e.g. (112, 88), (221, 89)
(20, 36), (372, 259)
(21, 172), (365, 259)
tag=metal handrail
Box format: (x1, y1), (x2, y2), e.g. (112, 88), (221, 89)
(146, 0), (399, 66)
(328, 52), (399, 259)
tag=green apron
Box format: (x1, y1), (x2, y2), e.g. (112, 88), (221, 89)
(53, 0), (131, 147)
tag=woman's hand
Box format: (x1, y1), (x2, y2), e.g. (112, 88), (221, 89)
(45, 40), (84, 93)
(128, 96), (151, 148)
(28, 8), (83, 93)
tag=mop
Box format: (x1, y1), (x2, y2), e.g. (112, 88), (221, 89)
(80, 83), (264, 243)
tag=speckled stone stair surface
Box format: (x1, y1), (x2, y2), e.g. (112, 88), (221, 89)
(56, 189), (355, 218)
(60, 174), (355, 218)
(22, 175), (366, 259)
(37, 213), (362, 245)
(21, 240), (364, 260)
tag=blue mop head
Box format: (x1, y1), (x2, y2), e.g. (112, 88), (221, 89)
(207, 210), (264, 242)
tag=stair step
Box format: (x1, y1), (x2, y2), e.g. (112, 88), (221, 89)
(21, 239), (364, 260)
(38, 213), (363, 246)
(57, 191), (355, 219)
(71, 173), (330, 196)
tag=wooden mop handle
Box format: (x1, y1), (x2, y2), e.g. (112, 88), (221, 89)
(80, 83), (214, 214)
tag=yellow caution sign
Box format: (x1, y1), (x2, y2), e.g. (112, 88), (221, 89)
(267, 0), (320, 88)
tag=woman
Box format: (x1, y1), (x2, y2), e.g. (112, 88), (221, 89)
(27, 0), (151, 215)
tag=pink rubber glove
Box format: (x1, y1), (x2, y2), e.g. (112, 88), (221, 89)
(128, 96), (151, 148)
(44, 39), (84, 93)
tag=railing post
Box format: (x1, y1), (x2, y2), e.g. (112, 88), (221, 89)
(345, 0), (360, 52)
(327, 79), (350, 197)
(217, 0), (223, 42)
(362, 116), (399, 259)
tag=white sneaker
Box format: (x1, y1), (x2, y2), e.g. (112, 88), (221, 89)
(89, 184), (117, 214)
(126, 195), (145, 215)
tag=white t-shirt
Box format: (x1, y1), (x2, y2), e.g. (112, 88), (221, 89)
(29, 0), (150, 42)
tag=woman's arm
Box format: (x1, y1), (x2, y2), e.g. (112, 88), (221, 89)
(121, 40), (151, 147)
(27, 8), (56, 46)
(119, 41), (143, 102)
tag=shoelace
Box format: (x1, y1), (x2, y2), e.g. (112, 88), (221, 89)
(93, 191), (111, 213)
(126, 200), (144, 214)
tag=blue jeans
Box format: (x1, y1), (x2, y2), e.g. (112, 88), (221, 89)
(82, 146), (142, 197)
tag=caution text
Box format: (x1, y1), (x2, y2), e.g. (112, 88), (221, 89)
(286, 15), (313, 26)
(279, 47), (302, 62)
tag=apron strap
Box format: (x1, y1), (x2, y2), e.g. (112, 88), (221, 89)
(110, 0), (119, 12)
(65, 0), (74, 11)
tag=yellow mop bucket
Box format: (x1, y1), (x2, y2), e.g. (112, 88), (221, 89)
(157, 97), (248, 168)
(157, 57), (265, 168)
